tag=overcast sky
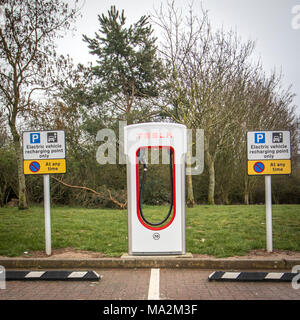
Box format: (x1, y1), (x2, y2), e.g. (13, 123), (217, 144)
(57, 0), (300, 117)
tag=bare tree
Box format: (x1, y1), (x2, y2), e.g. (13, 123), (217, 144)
(240, 70), (296, 204)
(0, 0), (80, 209)
(152, 1), (210, 207)
(153, 1), (256, 204)
(0, 108), (8, 147)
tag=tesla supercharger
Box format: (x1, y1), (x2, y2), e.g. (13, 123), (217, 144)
(124, 122), (187, 255)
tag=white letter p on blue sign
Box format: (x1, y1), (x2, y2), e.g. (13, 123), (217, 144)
(30, 133), (40, 144)
(255, 133), (265, 144)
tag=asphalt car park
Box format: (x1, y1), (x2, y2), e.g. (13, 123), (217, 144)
(0, 268), (299, 300)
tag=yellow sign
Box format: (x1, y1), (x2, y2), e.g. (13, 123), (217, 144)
(24, 159), (66, 175)
(248, 159), (291, 175)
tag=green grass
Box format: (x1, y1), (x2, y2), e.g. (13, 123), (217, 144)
(186, 205), (300, 257)
(0, 205), (299, 257)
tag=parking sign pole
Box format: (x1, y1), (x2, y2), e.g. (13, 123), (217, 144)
(43, 174), (51, 255)
(247, 131), (291, 253)
(265, 175), (273, 253)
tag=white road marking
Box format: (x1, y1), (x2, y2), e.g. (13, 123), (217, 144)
(221, 272), (240, 279)
(25, 271), (45, 278)
(68, 271), (88, 278)
(148, 268), (160, 300)
(265, 273), (284, 280)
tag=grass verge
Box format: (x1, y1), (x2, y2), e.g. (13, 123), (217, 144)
(0, 205), (299, 257)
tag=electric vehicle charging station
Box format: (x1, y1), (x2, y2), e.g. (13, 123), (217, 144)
(124, 122), (187, 255)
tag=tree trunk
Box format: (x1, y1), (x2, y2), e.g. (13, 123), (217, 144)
(244, 172), (250, 205)
(221, 189), (230, 205)
(185, 148), (195, 207)
(186, 174), (195, 208)
(207, 157), (215, 205)
(204, 139), (215, 205)
(9, 122), (28, 210)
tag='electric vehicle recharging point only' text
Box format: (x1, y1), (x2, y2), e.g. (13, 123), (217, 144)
(124, 123), (187, 255)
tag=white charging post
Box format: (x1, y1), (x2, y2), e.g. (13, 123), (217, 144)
(124, 123), (187, 255)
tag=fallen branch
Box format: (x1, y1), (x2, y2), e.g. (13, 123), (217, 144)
(107, 189), (127, 210)
(51, 176), (127, 209)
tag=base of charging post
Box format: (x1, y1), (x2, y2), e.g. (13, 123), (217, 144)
(121, 253), (193, 259)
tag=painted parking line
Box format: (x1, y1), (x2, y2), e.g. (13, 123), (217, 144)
(148, 268), (160, 300)
(208, 271), (298, 282)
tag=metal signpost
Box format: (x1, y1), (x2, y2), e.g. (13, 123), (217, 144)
(247, 131), (291, 252)
(23, 130), (66, 255)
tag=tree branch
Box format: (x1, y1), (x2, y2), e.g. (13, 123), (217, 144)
(51, 176), (127, 209)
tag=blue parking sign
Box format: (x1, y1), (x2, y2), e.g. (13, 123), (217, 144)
(254, 132), (265, 144)
(30, 133), (41, 144)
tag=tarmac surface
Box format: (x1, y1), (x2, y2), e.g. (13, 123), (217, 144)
(0, 254), (299, 301)
(1, 268), (299, 300)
